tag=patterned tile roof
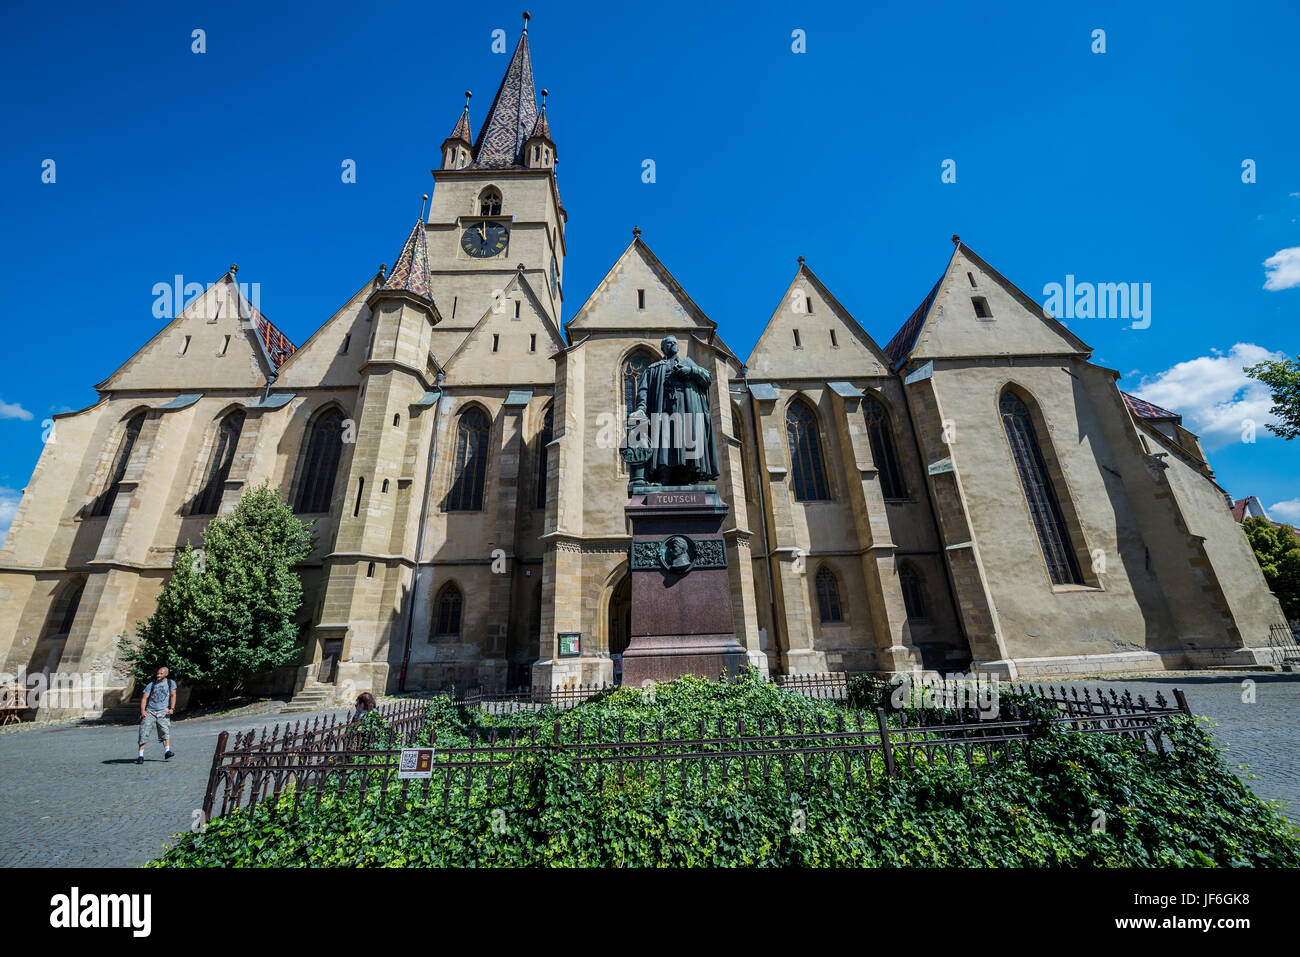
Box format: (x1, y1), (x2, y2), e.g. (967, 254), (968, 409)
(884, 276), (943, 365)
(472, 30), (538, 168)
(384, 221), (433, 301)
(253, 309), (296, 370)
(529, 104), (551, 142)
(1121, 391), (1180, 421)
(447, 104), (472, 144)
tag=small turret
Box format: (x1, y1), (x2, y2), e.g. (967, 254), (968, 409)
(441, 92), (473, 170)
(523, 88), (555, 170)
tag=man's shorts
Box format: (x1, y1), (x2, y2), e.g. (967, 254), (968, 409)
(139, 710), (171, 746)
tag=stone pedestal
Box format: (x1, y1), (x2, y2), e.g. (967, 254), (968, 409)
(622, 486), (748, 686)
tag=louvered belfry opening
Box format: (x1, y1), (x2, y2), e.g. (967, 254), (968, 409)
(448, 407), (490, 511)
(786, 398), (829, 501)
(1000, 391), (1083, 585)
(295, 408), (345, 514)
(864, 396), (907, 500)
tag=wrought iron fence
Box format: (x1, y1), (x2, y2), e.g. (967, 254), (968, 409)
(203, 684), (1192, 824)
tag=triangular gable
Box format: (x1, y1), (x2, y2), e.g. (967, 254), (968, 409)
(888, 242), (1092, 368)
(745, 263), (890, 379)
(272, 274), (384, 389)
(95, 272), (288, 392)
(442, 272), (563, 385)
(565, 237), (717, 338)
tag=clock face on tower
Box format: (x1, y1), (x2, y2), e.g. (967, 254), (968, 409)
(461, 221), (509, 258)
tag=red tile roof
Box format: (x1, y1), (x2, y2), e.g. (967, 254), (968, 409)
(884, 277), (943, 365)
(1121, 391), (1179, 421)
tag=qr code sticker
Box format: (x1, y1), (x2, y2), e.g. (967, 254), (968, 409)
(399, 751), (419, 773)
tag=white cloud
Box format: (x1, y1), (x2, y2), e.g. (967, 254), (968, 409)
(1263, 247), (1300, 291)
(1270, 499), (1300, 524)
(0, 487), (21, 548)
(1133, 342), (1284, 450)
(0, 400), (32, 421)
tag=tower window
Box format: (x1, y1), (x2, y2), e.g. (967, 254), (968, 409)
(786, 398), (829, 501)
(451, 296), (457, 319)
(492, 334), (500, 353)
(793, 329), (801, 349)
(815, 566), (843, 623)
(529, 333), (537, 352)
(514, 300), (521, 319)
(829, 330), (838, 348)
(393, 413), (400, 427)
(432, 583), (463, 639)
(479, 187), (502, 216)
(381, 478), (389, 493)
(294, 408), (345, 514)
(864, 397), (907, 500)
(367, 561), (375, 578)
(637, 289), (645, 310)
(1000, 389), (1083, 585)
(353, 476), (365, 517)
(447, 408), (490, 511)
(972, 297), (992, 319)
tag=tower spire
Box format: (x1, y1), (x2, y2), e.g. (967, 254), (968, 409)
(383, 220), (432, 302)
(441, 91), (473, 169)
(472, 17), (539, 168)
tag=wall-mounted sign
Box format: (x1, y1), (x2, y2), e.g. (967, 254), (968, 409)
(558, 632), (581, 657)
(398, 748), (435, 779)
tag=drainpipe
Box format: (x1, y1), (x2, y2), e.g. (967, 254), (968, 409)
(741, 368), (783, 670)
(398, 372), (444, 691)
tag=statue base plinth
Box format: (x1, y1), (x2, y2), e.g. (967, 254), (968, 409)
(622, 487), (747, 687)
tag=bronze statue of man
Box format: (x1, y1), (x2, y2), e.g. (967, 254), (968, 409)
(631, 334), (720, 487)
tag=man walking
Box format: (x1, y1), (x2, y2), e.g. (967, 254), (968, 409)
(137, 666), (176, 764)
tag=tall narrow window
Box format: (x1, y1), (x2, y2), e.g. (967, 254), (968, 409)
(492, 334), (500, 353)
(536, 406), (553, 509)
(732, 400), (756, 504)
(622, 350), (654, 418)
(793, 329), (802, 348)
(353, 477), (365, 517)
(341, 334), (350, 354)
(637, 289), (645, 309)
(786, 398), (829, 501)
(1000, 390), (1083, 585)
(92, 412), (145, 517)
(864, 397), (907, 500)
(815, 566), (842, 622)
(432, 583), (463, 639)
(46, 578), (85, 639)
(294, 408), (345, 513)
(478, 187), (502, 216)
(829, 329), (838, 348)
(899, 562), (928, 619)
(192, 410), (245, 515)
(530, 333), (537, 352)
(448, 407), (490, 511)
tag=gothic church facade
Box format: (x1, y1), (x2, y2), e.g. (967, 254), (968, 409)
(0, 24), (1288, 714)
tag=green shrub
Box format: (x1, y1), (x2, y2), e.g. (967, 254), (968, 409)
(155, 671), (1300, 868)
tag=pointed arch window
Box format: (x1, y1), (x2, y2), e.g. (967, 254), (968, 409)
(899, 563), (928, 620)
(91, 412), (145, 517)
(478, 187), (502, 216)
(192, 410), (245, 515)
(815, 566), (843, 623)
(622, 350), (654, 417)
(787, 399), (829, 501)
(864, 397), (907, 500)
(295, 408), (345, 514)
(432, 583), (463, 639)
(535, 405), (553, 510)
(1000, 390), (1083, 585)
(733, 400), (756, 504)
(45, 578), (85, 639)
(448, 407), (490, 511)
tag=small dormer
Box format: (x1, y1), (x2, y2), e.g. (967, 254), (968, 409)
(441, 92), (473, 170)
(524, 89), (556, 170)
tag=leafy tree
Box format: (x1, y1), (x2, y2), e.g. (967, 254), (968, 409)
(122, 484), (315, 703)
(1245, 356), (1300, 440)
(1242, 516), (1300, 619)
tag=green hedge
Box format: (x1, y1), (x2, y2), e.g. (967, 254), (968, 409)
(154, 672), (1300, 867)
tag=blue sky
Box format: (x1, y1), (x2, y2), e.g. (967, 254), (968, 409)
(1, 0), (1298, 539)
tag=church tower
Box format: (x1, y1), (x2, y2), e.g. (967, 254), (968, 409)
(427, 12), (566, 347)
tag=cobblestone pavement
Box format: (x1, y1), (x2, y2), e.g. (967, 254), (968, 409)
(0, 702), (347, 868)
(1054, 674), (1300, 823)
(0, 675), (1296, 867)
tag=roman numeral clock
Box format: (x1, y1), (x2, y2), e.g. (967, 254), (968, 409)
(461, 220), (509, 257)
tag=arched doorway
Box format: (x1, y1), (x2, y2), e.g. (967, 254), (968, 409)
(608, 573), (631, 683)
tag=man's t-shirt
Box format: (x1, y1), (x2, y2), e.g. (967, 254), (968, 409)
(142, 679), (175, 712)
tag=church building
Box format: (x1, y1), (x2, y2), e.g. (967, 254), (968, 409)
(0, 21), (1288, 715)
